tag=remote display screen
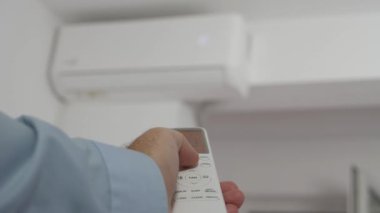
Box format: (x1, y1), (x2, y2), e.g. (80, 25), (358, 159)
(179, 129), (209, 154)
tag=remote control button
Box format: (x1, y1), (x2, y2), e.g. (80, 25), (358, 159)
(205, 195), (220, 200)
(190, 195), (204, 200)
(199, 156), (210, 161)
(177, 175), (186, 185)
(185, 173), (201, 184)
(175, 189), (187, 194)
(200, 162), (211, 168)
(176, 196), (188, 201)
(204, 188), (217, 193)
(201, 174), (211, 182)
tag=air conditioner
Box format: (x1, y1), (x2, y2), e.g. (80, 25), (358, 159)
(51, 14), (250, 102)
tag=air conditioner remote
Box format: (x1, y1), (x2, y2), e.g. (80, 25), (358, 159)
(172, 128), (227, 213)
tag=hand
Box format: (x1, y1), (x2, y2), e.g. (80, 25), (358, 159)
(221, 181), (245, 213)
(128, 128), (199, 208)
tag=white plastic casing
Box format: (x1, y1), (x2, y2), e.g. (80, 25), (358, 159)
(51, 14), (249, 102)
(173, 128), (227, 213)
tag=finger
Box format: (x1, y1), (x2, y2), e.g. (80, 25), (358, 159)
(179, 140), (199, 168)
(223, 189), (245, 208)
(173, 131), (199, 168)
(226, 204), (239, 213)
(221, 181), (239, 193)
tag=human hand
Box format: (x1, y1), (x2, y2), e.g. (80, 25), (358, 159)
(221, 181), (245, 213)
(128, 128), (199, 208)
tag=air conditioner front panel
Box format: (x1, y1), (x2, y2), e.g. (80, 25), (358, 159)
(54, 15), (243, 73)
(52, 14), (249, 101)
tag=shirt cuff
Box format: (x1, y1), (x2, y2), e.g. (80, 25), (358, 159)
(93, 142), (168, 213)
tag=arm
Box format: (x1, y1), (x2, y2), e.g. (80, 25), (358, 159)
(0, 112), (167, 213)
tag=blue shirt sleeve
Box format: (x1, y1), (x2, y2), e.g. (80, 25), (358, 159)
(0, 112), (168, 213)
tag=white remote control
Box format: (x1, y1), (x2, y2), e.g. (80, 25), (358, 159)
(172, 128), (227, 213)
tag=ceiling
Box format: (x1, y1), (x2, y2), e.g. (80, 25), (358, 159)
(42, 0), (380, 23)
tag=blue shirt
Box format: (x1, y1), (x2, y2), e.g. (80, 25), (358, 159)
(0, 112), (168, 213)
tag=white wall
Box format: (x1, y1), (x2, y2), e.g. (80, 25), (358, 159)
(57, 101), (197, 146)
(0, 0), (60, 123)
(203, 107), (380, 212)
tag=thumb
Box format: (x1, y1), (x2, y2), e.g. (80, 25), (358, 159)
(174, 132), (199, 169)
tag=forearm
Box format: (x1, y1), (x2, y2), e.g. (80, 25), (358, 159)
(0, 112), (167, 213)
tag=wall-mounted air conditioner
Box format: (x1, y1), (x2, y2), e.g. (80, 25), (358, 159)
(51, 14), (250, 102)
